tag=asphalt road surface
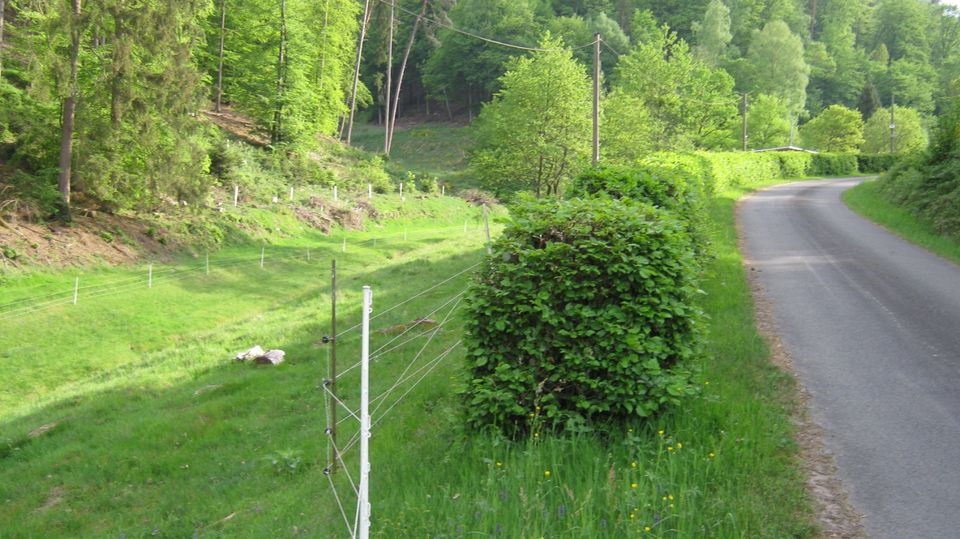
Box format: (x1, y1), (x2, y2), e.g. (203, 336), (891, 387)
(739, 178), (960, 539)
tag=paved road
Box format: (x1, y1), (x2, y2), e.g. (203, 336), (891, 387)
(739, 178), (960, 539)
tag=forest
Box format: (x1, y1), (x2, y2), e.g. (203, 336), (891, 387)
(0, 0), (958, 216)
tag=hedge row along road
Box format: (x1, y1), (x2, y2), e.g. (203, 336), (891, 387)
(739, 178), (960, 539)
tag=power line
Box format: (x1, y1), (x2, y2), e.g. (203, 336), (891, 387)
(376, 0), (597, 53)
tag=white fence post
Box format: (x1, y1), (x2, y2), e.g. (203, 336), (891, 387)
(206, 252), (210, 275)
(234, 185), (239, 207)
(260, 247), (265, 269)
(73, 277), (79, 305)
(483, 204), (492, 255)
(290, 186), (295, 202)
(359, 286), (372, 539)
(368, 183), (373, 199)
(148, 264), (153, 288)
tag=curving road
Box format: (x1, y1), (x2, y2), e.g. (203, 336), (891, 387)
(739, 178), (960, 539)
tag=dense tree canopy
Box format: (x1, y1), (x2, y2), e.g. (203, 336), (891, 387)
(4, 0), (960, 212)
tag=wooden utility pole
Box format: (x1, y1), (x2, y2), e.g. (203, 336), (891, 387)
(215, 0), (226, 113)
(57, 0), (82, 218)
(345, 0), (372, 145)
(890, 92), (896, 154)
(742, 93), (749, 151)
(384, 0), (394, 153)
(592, 32), (601, 166)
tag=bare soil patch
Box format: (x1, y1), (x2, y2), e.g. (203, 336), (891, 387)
(0, 212), (173, 270)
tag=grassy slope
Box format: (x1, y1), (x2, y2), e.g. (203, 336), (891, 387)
(1, 196), (498, 536)
(351, 123), (478, 191)
(843, 179), (960, 264)
(0, 179), (815, 537)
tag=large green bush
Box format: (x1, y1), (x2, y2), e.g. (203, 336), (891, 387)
(568, 164), (709, 257)
(462, 198), (701, 436)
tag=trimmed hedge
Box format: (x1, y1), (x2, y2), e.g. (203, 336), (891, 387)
(810, 152), (858, 177)
(569, 163), (710, 258)
(462, 198), (700, 435)
(695, 152), (783, 191)
(774, 152), (814, 178)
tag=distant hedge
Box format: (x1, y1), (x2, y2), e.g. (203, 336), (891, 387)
(462, 198), (700, 435)
(857, 154), (902, 174)
(810, 153), (858, 176)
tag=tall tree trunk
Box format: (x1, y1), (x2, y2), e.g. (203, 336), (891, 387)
(272, 0), (287, 144)
(110, 11), (125, 129)
(215, 0), (226, 113)
(344, 0), (371, 144)
(0, 0), (6, 80)
(58, 0), (82, 219)
(384, 0), (394, 154)
(317, 0), (329, 88)
(808, 0), (817, 39)
(387, 0), (427, 152)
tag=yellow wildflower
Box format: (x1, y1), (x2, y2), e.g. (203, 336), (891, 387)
(544, 470), (551, 477)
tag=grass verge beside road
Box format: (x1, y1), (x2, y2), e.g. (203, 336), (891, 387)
(844, 179), (960, 265)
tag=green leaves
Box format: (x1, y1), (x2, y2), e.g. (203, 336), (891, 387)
(462, 195), (702, 437)
(469, 33), (591, 199)
(800, 104), (865, 152)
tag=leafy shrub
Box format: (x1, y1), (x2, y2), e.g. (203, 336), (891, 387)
(462, 198), (701, 436)
(856, 154), (901, 174)
(569, 164), (709, 257)
(810, 153), (858, 176)
(416, 174), (439, 194)
(403, 171), (440, 194)
(877, 104), (960, 241)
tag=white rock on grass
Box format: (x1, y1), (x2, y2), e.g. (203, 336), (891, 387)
(235, 345), (265, 361)
(234, 346), (285, 365)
